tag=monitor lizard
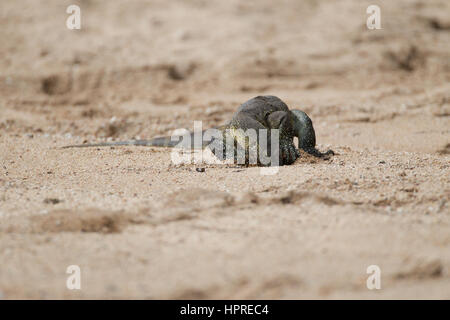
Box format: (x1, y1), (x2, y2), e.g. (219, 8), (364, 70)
(62, 95), (334, 166)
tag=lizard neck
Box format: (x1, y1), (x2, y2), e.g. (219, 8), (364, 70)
(291, 109), (316, 150)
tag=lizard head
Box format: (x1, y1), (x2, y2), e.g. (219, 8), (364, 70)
(291, 109), (316, 150)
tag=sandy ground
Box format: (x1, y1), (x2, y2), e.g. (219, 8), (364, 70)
(0, 0), (449, 299)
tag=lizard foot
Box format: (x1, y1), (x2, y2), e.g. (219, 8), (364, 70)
(281, 143), (300, 165)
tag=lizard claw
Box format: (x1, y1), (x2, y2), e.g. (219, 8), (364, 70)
(281, 142), (299, 165)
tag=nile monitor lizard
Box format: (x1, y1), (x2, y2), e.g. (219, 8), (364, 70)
(63, 95), (334, 166)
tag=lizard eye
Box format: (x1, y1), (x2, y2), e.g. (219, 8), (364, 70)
(263, 111), (271, 126)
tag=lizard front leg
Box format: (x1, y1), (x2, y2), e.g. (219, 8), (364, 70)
(265, 111), (299, 165)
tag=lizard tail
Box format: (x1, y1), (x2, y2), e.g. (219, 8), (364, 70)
(61, 133), (208, 149)
(61, 140), (146, 148)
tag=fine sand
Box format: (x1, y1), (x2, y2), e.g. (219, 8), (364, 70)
(0, 0), (449, 299)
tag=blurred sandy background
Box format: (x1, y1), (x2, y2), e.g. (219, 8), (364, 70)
(0, 0), (449, 299)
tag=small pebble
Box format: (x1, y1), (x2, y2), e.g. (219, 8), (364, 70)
(43, 198), (62, 204)
(196, 167), (205, 172)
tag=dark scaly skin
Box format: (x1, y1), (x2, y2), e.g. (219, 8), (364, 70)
(62, 96), (333, 166)
(290, 109), (334, 158)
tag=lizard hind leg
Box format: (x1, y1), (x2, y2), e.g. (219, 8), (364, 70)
(291, 109), (334, 158)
